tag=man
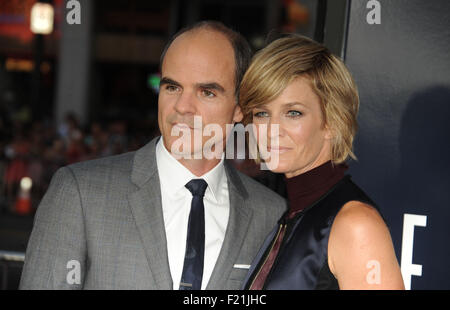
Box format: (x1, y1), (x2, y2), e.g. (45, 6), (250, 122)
(20, 21), (286, 290)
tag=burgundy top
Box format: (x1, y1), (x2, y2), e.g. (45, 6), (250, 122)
(285, 161), (348, 219)
(249, 160), (348, 290)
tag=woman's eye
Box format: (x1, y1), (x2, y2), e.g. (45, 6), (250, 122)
(287, 110), (302, 117)
(253, 111), (268, 118)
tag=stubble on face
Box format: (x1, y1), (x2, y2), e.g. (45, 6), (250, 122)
(157, 29), (241, 174)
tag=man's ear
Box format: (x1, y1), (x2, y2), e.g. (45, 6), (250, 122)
(232, 104), (244, 123)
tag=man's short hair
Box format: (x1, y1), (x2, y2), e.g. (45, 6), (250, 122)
(160, 20), (253, 101)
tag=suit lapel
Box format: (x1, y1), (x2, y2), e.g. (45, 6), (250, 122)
(128, 140), (254, 290)
(206, 160), (253, 289)
(127, 137), (173, 289)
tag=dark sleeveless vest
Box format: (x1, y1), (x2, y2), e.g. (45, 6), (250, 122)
(243, 175), (377, 290)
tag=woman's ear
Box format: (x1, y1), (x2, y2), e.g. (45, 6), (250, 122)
(324, 124), (334, 140)
(233, 104), (244, 123)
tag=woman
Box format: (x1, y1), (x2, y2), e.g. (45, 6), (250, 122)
(239, 35), (404, 290)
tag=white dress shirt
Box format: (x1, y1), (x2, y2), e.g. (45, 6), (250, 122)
(155, 138), (230, 290)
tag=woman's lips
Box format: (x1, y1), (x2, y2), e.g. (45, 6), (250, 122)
(267, 146), (292, 154)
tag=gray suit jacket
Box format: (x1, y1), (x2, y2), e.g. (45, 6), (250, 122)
(20, 137), (286, 289)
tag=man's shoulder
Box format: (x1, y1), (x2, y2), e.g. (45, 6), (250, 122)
(66, 151), (136, 175)
(65, 137), (159, 178)
(47, 151), (141, 198)
(56, 151), (139, 190)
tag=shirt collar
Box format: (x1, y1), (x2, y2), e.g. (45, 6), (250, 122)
(155, 137), (226, 203)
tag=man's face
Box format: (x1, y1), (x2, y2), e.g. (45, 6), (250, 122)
(158, 29), (243, 158)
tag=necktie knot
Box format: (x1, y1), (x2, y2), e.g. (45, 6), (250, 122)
(185, 179), (208, 198)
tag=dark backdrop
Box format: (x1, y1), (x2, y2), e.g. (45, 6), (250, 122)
(343, 0), (450, 289)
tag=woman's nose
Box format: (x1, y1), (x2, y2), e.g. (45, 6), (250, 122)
(267, 117), (284, 139)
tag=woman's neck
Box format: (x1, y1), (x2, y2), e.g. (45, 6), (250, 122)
(284, 160), (348, 218)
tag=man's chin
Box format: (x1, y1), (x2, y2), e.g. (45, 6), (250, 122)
(164, 141), (204, 160)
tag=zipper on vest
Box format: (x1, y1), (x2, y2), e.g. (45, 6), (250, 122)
(262, 211), (305, 289)
(248, 223), (286, 289)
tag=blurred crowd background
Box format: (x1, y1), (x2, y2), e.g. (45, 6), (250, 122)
(0, 112), (158, 212)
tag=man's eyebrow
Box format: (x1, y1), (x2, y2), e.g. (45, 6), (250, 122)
(159, 78), (225, 93)
(160, 77), (182, 87)
(196, 82), (226, 93)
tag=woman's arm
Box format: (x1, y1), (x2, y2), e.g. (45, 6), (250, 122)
(328, 201), (405, 290)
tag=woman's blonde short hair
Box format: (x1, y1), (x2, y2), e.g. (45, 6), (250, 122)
(239, 34), (359, 164)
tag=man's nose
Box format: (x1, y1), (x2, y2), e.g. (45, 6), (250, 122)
(174, 90), (196, 115)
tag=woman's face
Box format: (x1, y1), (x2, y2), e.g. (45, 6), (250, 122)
(252, 76), (332, 178)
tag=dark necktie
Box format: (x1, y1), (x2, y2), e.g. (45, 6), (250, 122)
(179, 179), (208, 290)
